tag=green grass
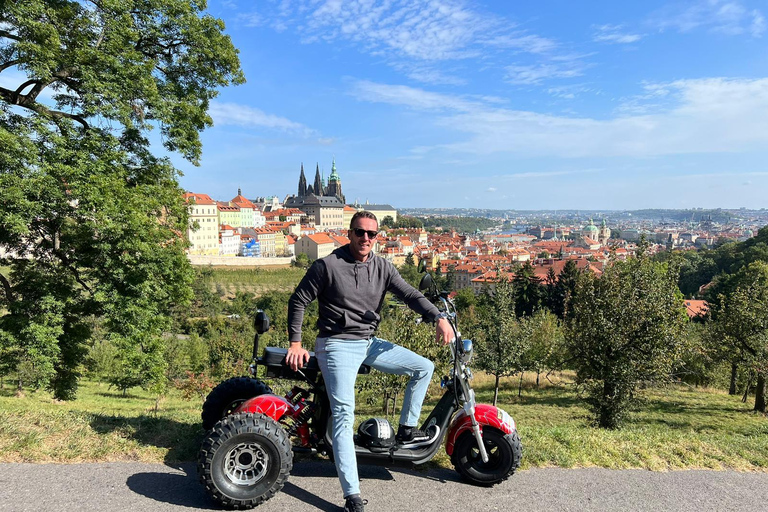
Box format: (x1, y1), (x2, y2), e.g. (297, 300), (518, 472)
(203, 267), (305, 297)
(0, 380), (201, 463)
(1, 373), (767, 470)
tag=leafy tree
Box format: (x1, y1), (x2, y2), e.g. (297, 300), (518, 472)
(566, 256), (687, 428)
(397, 259), (421, 289)
(293, 253), (310, 269)
(380, 216), (394, 228)
(0, 1), (243, 398)
(474, 274), (526, 405)
(513, 261), (542, 317)
(552, 260), (581, 319)
(707, 262), (768, 412)
(519, 309), (565, 389)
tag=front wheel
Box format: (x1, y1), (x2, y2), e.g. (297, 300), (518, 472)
(198, 413), (293, 509)
(452, 429), (522, 486)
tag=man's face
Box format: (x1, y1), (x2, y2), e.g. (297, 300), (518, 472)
(348, 217), (378, 262)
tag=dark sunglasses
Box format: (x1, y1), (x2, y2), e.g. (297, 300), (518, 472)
(352, 228), (378, 239)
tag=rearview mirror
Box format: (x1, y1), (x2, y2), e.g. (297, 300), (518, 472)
(254, 310), (270, 334)
(418, 273), (434, 293)
(417, 259), (427, 273)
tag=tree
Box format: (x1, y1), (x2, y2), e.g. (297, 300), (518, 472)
(513, 261), (542, 317)
(566, 256), (687, 428)
(0, 1), (244, 399)
(707, 262), (768, 412)
(293, 253), (310, 269)
(381, 216), (394, 228)
(553, 260), (581, 319)
(519, 309), (565, 390)
(474, 274), (527, 405)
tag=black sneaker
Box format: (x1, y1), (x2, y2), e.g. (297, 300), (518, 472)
(396, 425), (430, 444)
(344, 495), (367, 512)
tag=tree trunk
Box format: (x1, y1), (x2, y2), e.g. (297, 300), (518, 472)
(493, 374), (499, 406)
(742, 372), (753, 403)
(754, 373), (766, 413)
(599, 380), (618, 429)
(729, 363), (738, 395)
(536, 371), (540, 388)
(518, 372), (524, 398)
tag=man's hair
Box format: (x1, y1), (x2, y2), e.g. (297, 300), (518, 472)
(350, 210), (378, 229)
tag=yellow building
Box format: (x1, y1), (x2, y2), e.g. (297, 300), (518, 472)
(253, 228), (276, 257)
(217, 203), (241, 228)
(183, 192), (219, 255)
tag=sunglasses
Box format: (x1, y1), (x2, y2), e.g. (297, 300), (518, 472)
(352, 228), (378, 239)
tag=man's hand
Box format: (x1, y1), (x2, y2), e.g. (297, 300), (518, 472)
(286, 341), (310, 371)
(435, 317), (454, 346)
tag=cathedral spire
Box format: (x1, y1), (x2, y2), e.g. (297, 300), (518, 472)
(298, 163), (307, 197)
(313, 163), (324, 196)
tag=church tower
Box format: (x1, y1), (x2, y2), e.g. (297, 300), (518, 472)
(313, 163), (324, 196)
(298, 163), (307, 197)
(326, 157), (345, 204)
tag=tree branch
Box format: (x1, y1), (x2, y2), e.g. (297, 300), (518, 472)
(0, 29), (22, 42)
(0, 86), (90, 129)
(0, 58), (21, 73)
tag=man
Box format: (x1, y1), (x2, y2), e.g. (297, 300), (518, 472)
(286, 211), (452, 512)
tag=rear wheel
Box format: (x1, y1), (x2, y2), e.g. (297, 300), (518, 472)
(452, 429), (522, 486)
(202, 377), (272, 430)
(198, 413), (292, 509)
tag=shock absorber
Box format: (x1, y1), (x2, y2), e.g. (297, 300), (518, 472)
(286, 398), (316, 446)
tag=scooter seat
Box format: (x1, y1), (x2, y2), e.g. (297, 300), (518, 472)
(260, 346), (371, 379)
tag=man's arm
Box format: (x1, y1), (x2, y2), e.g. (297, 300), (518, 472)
(286, 260), (325, 370)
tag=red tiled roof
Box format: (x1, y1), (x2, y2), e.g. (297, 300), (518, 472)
(685, 300), (709, 318)
(183, 192), (216, 205)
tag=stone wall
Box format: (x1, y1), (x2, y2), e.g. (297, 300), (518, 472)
(187, 255), (294, 267)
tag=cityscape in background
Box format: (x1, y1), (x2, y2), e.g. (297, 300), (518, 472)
(185, 160), (766, 304)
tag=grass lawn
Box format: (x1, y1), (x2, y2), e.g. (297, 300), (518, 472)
(204, 266), (305, 297)
(1, 372), (766, 471)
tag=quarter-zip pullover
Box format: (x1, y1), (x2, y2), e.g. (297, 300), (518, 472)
(288, 245), (440, 341)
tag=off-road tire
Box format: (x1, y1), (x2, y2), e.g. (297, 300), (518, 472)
(198, 413), (292, 509)
(452, 429), (522, 486)
(202, 377), (272, 430)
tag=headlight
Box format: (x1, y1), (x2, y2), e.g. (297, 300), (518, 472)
(460, 339), (473, 363)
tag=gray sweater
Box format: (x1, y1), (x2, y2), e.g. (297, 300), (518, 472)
(287, 245), (440, 342)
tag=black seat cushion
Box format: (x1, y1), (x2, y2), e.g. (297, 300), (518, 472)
(261, 346), (370, 377)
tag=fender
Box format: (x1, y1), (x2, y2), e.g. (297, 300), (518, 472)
(445, 403), (516, 456)
(234, 394), (293, 422)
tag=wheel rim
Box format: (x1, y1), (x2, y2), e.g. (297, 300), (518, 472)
(224, 441), (270, 485)
(466, 438), (502, 471)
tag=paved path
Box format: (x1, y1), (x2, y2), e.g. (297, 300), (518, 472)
(1, 460), (766, 512)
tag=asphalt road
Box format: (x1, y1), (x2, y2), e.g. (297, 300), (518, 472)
(1, 459), (766, 512)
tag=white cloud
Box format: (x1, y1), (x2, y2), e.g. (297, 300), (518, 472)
(352, 78), (768, 159)
(482, 34), (557, 53)
(504, 63), (584, 85)
(751, 9), (766, 36)
(592, 24), (644, 44)
(303, 0), (488, 61)
(487, 187), (497, 192)
(649, 0), (765, 37)
(209, 102), (315, 136)
(349, 80), (481, 112)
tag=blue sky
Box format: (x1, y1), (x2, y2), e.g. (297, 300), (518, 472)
(177, 0), (768, 210)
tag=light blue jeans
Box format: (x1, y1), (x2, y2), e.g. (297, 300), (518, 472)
(314, 336), (434, 498)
